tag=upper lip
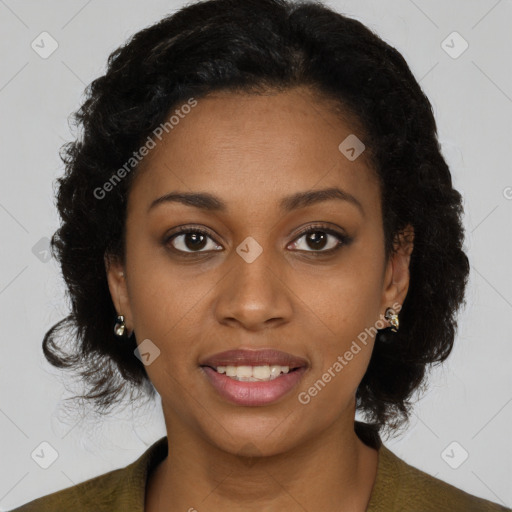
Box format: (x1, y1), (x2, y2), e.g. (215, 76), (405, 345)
(199, 349), (308, 369)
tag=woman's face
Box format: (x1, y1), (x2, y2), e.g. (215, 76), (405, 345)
(107, 86), (412, 456)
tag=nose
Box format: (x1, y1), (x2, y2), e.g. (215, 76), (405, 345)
(213, 242), (294, 331)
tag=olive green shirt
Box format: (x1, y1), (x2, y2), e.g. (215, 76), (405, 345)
(10, 423), (510, 511)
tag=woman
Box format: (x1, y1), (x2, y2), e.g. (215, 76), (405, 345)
(10, 0), (510, 510)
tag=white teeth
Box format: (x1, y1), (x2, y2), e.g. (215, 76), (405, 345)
(215, 365), (291, 381)
(225, 366), (237, 377)
(236, 366), (253, 379)
(253, 365), (271, 379)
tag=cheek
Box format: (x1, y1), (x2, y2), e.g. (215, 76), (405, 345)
(292, 263), (381, 409)
(125, 239), (197, 334)
(124, 246), (216, 387)
(125, 264), (204, 408)
(296, 337), (374, 421)
(299, 259), (383, 342)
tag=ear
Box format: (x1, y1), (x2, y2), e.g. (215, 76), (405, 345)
(105, 253), (134, 335)
(380, 224), (414, 322)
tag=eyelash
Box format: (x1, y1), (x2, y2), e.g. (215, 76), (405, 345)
(164, 223), (352, 257)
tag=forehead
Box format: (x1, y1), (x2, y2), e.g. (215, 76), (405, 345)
(128, 87), (380, 220)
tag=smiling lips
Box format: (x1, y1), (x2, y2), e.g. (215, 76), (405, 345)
(199, 348), (308, 406)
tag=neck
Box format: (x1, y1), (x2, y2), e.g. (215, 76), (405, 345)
(145, 407), (379, 512)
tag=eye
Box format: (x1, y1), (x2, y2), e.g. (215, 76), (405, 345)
(165, 226), (223, 254)
(288, 224), (351, 254)
(164, 223), (351, 256)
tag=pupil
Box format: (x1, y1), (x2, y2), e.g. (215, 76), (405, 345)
(186, 233), (207, 251)
(308, 231), (326, 250)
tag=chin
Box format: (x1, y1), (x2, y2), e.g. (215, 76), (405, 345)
(199, 412), (310, 458)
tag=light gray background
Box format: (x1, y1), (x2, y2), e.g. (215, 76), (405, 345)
(1, 0), (511, 509)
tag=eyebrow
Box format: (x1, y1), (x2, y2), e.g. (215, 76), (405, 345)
(148, 187), (364, 216)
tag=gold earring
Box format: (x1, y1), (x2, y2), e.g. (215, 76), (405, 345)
(114, 315), (126, 337)
(384, 307), (399, 333)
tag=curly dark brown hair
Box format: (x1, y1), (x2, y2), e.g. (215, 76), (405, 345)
(43, 0), (470, 438)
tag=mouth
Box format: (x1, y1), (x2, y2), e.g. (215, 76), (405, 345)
(199, 349), (308, 406)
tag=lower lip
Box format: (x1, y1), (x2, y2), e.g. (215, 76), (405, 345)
(201, 366), (307, 406)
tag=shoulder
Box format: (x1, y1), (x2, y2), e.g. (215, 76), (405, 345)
(370, 444), (511, 512)
(9, 465), (129, 512)
(8, 437), (168, 512)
